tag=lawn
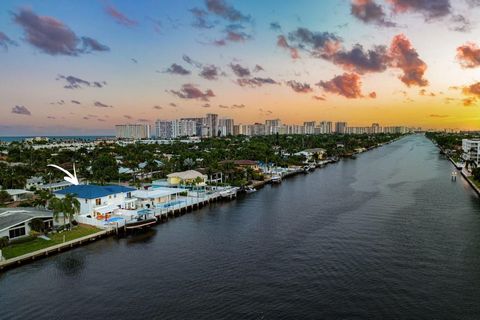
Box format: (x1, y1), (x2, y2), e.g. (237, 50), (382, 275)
(468, 177), (480, 189)
(2, 225), (101, 260)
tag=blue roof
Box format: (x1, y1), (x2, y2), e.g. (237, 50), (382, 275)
(55, 184), (136, 199)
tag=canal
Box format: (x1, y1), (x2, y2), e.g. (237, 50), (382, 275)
(1, 134), (480, 319)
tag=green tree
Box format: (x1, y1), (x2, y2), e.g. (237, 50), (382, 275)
(29, 218), (46, 233)
(92, 154), (118, 185)
(0, 190), (12, 205)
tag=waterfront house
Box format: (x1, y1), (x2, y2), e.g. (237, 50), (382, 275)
(6, 189), (34, 202)
(25, 176), (44, 190)
(0, 208), (53, 241)
(132, 187), (188, 209)
(54, 184), (137, 218)
(39, 181), (72, 192)
(219, 160), (260, 171)
(166, 170), (207, 186)
(462, 139), (480, 167)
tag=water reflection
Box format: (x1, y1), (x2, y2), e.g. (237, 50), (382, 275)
(54, 252), (86, 276)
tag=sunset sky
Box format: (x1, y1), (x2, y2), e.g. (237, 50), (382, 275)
(1, 0), (480, 135)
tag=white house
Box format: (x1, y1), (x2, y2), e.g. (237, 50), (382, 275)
(6, 189), (34, 202)
(462, 139), (480, 166)
(54, 184), (137, 218)
(0, 208), (53, 241)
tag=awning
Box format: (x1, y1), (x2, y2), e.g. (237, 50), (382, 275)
(94, 204), (118, 214)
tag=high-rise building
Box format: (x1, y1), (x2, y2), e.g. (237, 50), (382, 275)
(181, 117), (204, 136)
(335, 122), (347, 134)
(371, 123), (382, 134)
(205, 113), (219, 137)
(250, 123), (266, 136)
(304, 121), (316, 134)
(218, 118), (235, 136)
(115, 124), (151, 139)
(265, 119), (282, 135)
(173, 119), (197, 137)
(155, 120), (174, 139)
(462, 139), (480, 165)
(318, 121), (333, 134)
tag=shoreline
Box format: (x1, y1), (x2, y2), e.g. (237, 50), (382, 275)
(0, 136), (401, 272)
(428, 138), (480, 197)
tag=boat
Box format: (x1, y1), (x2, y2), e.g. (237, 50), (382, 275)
(220, 187), (238, 199)
(308, 164), (316, 171)
(245, 186), (256, 193)
(271, 175), (282, 183)
(125, 217), (157, 230)
(303, 165), (310, 173)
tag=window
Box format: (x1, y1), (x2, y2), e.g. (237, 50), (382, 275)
(96, 198), (101, 206)
(127, 192), (131, 198)
(9, 226), (26, 239)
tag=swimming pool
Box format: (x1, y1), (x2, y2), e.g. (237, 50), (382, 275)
(106, 217), (124, 223)
(155, 200), (186, 209)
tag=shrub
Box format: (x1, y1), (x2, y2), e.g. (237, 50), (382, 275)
(0, 236), (9, 249)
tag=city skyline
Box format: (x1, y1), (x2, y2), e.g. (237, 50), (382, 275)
(1, 0), (480, 136)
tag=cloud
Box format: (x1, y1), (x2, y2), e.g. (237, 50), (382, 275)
(231, 104), (246, 109)
(165, 63), (191, 75)
(182, 55), (202, 68)
(456, 42), (480, 68)
(450, 14), (471, 32)
(419, 89), (435, 96)
(214, 23), (252, 45)
(124, 115), (133, 119)
(205, 0), (251, 22)
(169, 102), (177, 107)
(13, 8), (109, 56)
(57, 75), (107, 89)
(351, 0), (396, 27)
(131, 58), (138, 64)
(94, 101), (113, 108)
(429, 114), (449, 118)
(138, 118), (149, 122)
(270, 21), (282, 32)
(388, 34), (428, 87)
(236, 77), (279, 87)
(201, 103), (211, 108)
(0, 31), (18, 50)
(458, 82), (480, 106)
(286, 80), (313, 93)
(71, 100), (81, 104)
(277, 35), (300, 59)
(286, 27), (341, 58)
(12, 105), (31, 115)
(153, 105), (162, 109)
(388, 0), (451, 20)
(190, 7), (215, 29)
(312, 95), (327, 101)
(317, 73), (365, 99)
(47, 116), (56, 119)
(330, 44), (390, 74)
(104, 4), (137, 27)
(199, 65), (221, 80)
(369, 91), (377, 98)
(218, 104), (229, 108)
(253, 64), (264, 72)
(81, 37), (110, 53)
(229, 63), (250, 77)
(170, 84), (215, 101)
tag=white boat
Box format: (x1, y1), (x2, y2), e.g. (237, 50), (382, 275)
(271, 175), (282, 183)
(220, 187), (238, 198)
(245, 186), (256, 193)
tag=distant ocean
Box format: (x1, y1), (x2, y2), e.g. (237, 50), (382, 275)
(0, 136), (115, 142)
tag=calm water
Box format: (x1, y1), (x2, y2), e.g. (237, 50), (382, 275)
(1, 135), (480, 320)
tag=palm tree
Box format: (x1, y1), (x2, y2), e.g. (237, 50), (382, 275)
(62, 193), (80, 230)
(48, 197), (65, 228)
(33, 189), (53, 209)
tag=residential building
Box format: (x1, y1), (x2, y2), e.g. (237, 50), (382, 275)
(218, 118), (235, 136)
(155, 120), (174, 139)
(54, 184), (137, 217)
(25, 176), (44, 190)
(6, 189), (33, 202)
(180, 117), (204, 136)
(335, 122), (347, 134)
(462, 139), (480, 165)
(265, 119), (282, 135)
(205, 113), (219, 137)
(166, 170), (207, 186)
(304, 121), (316, 134)
(0, 208), (54, 241)
(173, 119), (197, 137)
(371, 123), (382, 134)
(115, 124), (151, 139)
(318, 121), (333, 134)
